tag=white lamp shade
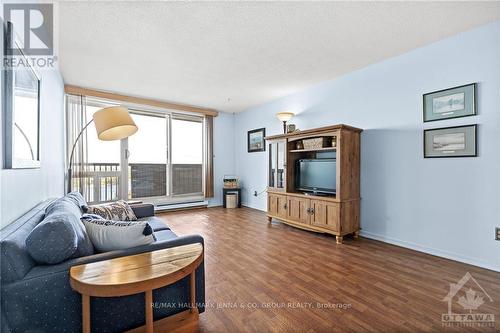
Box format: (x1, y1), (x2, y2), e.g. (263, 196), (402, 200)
(276, 112), (294, 122)
(93, 106), (138, 141)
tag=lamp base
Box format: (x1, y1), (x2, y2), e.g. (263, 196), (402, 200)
(283, 121), (287, 134)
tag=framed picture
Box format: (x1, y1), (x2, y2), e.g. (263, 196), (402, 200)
(3, 21), (41, 168)
(424, 125), (477, 158)
(247, 128), (266, 153)
(423, 83), (476, 122)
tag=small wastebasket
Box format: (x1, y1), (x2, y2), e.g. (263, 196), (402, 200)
(225, 193), (238, 209)
(223, 188), (241, 208)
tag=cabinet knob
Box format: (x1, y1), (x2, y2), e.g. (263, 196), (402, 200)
(284, 203), (288, 209)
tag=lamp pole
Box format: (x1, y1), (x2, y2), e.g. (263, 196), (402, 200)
(67, 119), (94, 193)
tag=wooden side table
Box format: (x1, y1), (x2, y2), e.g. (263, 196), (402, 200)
(70, 243), (203, 333)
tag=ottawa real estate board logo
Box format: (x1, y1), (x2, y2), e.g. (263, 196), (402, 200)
(442, 272), (495, 328)
(3, 3), (55, 68)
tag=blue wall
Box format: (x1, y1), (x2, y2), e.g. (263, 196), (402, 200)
(234, 21), (500, 271)
(210, 112), (235, 207)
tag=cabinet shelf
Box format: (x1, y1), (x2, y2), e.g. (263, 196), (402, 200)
(289, 147), (336, 153)
(285, 191), (338, 202)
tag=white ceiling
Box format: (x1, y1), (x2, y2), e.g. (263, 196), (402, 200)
(58, 1), (500, 113)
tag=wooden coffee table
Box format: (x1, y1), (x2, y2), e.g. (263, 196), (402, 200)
(70, 243), (204, 333)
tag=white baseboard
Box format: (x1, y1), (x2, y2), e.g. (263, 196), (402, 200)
(241, 202), (266, 212)
(360, 230), (500, 273)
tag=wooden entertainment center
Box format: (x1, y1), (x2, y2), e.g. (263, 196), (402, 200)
(265, 124), (362, 244)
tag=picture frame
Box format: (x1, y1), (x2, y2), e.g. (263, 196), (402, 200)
(423, 83), (476, 122)
(3, 21), (42, 169)
(247, 128), (266, 153)
(424, 125), (477, 158)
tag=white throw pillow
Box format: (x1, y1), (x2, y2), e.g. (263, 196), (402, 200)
(82, 219), (155, 252)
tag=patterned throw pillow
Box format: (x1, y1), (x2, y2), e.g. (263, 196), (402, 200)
(85, 200), (137, 221)
(82, 219), (155, 252)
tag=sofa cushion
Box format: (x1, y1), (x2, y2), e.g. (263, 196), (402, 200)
(25, 213), (79, 264)
(82, 219), (155, 252)
(44, 196), (94, 258)
(85, 200), (137, 221)
(65, 191), (87, 211)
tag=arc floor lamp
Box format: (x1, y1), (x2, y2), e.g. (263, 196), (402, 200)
(67, 106), (138, 193)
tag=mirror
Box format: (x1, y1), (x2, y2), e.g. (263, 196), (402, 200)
(3, 22), (41, 168)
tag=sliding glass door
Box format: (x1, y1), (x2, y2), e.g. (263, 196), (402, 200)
(171, 116), (204, 196)
(73, 97), (206, 204)
(127, 112), (168, 200)
(126, 113), (204, 201)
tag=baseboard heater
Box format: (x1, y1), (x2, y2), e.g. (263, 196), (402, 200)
(154, 200), (208, 212)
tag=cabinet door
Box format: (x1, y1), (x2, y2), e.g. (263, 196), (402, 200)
(268, 140), (287, 191)
(310, 200), (340, 231)
(268, 193), (287, 219)
(276, 140), (286, 189)
(268, 142), (277, 188)
(287, 197), (310, 225)
(277, 195), (288, 219)
(268, 193), (279, 216)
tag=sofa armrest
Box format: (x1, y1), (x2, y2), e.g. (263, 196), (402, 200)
(131, 203), (155, 218)
(72, 234), (204, 268)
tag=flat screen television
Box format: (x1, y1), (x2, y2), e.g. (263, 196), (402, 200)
(296, 159), (336, 195)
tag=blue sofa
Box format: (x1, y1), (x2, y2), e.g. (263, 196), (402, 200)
(0, 197), (205, 333)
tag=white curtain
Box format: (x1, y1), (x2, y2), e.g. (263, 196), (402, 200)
(65, 94), (89, 198)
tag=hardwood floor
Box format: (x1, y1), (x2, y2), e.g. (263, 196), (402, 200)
(157, 207), (500, 333)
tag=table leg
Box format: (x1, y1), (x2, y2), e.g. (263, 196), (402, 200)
(190, 271), (196, 313)
(145, 290), (153, 333)
(82, 294), (90, 333)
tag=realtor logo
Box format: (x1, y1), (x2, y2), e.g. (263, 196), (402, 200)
(3, 3), (53, 55)
(442, 272), (495, 328)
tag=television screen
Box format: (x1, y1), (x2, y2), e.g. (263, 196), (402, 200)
(296, 159), (336, 194)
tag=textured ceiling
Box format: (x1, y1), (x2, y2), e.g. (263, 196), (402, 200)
(58, 1), (500, 113)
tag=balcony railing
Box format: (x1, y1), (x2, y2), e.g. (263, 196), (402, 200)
(72, 163), (202, 204)
(72, 163), (120, 204)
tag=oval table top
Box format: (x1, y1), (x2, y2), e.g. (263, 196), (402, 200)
(70, 243), (203, 297)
